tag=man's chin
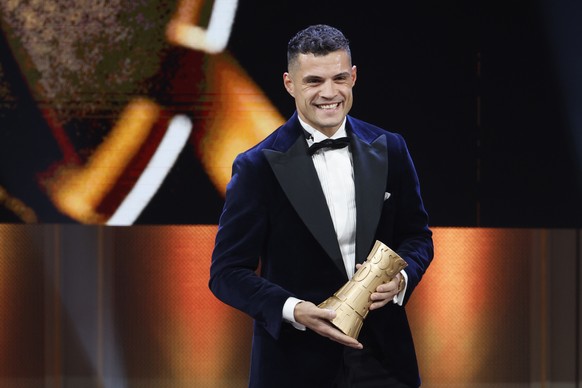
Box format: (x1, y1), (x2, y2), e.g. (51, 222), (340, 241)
(316, 117), (345, 131)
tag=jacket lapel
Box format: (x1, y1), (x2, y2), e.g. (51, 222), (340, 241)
(349, 119), (389, 264)
(263, 116), (346, 276)
(262, 114), (389, 275)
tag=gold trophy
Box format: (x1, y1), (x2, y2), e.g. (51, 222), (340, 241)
(318, 240), (408, 339)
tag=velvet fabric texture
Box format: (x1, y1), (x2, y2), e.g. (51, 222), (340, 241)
(210, 112), (433, 388)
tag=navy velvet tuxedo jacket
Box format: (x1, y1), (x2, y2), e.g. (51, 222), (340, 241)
(210, 112), (433, 388)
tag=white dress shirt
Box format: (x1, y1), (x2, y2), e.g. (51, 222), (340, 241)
(303, 117), (357, 279)
(282, 117), (406, 329)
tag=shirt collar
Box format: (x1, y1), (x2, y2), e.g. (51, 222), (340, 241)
(298, 116), (348, 144)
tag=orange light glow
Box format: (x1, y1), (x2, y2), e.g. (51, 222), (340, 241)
(408, 227), (533, 385)
(194, 53), (285, 195)
(114, 225), (251, 386)
(45, 99), (160, 223)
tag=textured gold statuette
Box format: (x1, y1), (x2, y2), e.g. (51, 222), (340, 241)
(318, 240), (408, 339)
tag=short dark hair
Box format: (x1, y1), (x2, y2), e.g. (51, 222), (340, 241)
(287, 24), (351, 69)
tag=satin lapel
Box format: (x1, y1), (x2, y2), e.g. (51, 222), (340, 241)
(351, 131), (389, 264)
(263, 137), (346, 276)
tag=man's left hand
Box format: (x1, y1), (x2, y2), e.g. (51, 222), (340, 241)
(355, 263), (402, 311)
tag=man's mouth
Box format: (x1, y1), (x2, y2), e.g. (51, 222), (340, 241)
(316, 102), (340, 110)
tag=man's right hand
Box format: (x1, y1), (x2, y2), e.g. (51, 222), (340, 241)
(293, 301), (363, 349)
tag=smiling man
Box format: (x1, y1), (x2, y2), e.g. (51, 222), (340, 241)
(210, 24), (434, 388)
(283, 40), (356, 136)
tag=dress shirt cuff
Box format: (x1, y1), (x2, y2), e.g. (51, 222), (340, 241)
(283, 297), (306, 331)
(392, 270), (409, 306)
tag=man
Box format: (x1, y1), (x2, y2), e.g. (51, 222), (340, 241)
(210, 24), (433, 387)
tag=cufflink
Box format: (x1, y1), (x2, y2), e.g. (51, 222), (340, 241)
(384, 192), (391, 201)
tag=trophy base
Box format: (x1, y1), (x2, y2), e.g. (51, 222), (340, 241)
(318, 295), (364, 339)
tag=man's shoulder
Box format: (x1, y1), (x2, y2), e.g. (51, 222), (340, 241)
(242, 116), (302, 155)
(348, 116), (405, 144)
(234, 119), (300, 167)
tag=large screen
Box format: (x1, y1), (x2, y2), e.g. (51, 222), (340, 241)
(1, 1), (582, 226)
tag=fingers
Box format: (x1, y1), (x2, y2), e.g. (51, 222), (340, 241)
(374, 277), (399, 293)
(321, 325), (363, 349)
(294, 302), (363, 349)
(368, 275), (400, 311)
(312, 315), (362, 349)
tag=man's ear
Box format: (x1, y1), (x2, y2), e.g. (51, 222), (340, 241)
(283, 72), (294, 97)
(351, 65), (357, 86)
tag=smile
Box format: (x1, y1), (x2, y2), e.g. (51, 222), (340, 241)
(317, 102), (340, 110)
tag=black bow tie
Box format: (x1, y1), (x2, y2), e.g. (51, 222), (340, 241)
(307, 137), (350, 155)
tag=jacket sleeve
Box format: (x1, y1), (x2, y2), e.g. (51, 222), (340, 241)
(209, 151), (292, 339)
(388, 133), (434, 304)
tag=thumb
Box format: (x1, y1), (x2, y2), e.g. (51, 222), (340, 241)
(319, 307), (337, 321)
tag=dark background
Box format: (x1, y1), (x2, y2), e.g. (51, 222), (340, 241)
(229, 1), (582, 227)
(1, 1), (581, 227)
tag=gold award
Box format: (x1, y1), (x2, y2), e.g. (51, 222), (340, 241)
(318, 240), (408, 339)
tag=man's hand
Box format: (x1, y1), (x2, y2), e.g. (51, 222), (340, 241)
(355, 263), (403, 311)
(293, 301), (363, 349)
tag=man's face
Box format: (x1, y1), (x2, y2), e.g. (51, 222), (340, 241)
(284, 50), (357, 137)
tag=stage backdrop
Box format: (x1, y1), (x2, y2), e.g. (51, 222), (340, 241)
(1, 1), (582, 388)
(0, 225), (580, 387)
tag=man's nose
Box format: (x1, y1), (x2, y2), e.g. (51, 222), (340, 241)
(319, 80), (337, 97)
